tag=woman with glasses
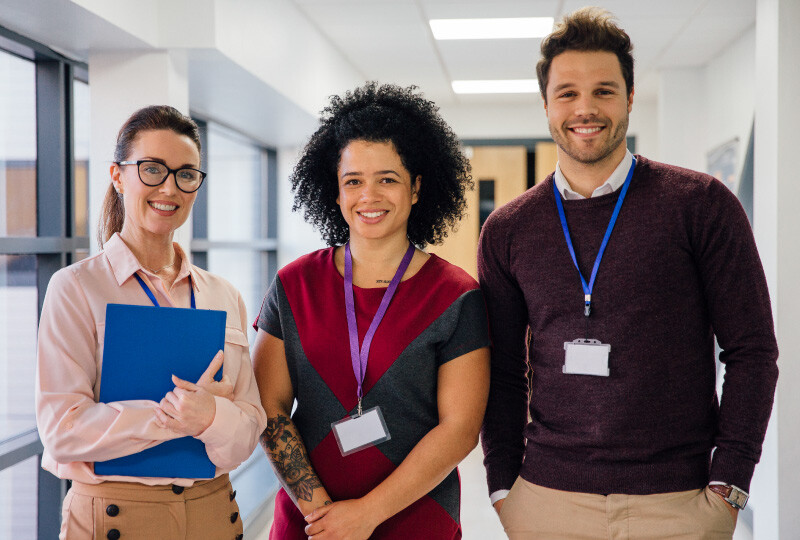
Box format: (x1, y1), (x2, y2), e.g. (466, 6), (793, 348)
(252, 83), (490, 539)
(36, 105), (266, 540)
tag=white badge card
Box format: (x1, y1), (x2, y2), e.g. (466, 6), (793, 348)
(331, 406), (391, 456)
(563, 339), (611, 377)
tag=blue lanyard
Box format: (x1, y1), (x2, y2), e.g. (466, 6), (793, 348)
(134, 273), (196, 309)
(553, 158), (636, 317)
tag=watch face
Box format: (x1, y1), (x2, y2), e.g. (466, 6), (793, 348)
(728, 488), (748, 509)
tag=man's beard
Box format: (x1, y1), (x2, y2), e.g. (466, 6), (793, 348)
(549, 114), (629, 165)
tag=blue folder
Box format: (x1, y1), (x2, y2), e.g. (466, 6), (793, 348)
(95, 303), (226, 478)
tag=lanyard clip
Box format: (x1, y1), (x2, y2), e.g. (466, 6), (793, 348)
(357, 397), (363, 417)
(584, 294), (591, 317)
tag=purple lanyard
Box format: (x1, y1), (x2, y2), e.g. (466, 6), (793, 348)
(344, 241), (415, 415)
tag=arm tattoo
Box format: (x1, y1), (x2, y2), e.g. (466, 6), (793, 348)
(261, 414), (323, 502)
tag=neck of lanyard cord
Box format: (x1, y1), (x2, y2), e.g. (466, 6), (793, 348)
(553, 157), (636, 317)
(344, 241), (414, 415)
(134, 272), (195, 309)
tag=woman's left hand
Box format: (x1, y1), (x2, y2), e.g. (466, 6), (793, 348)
(154, 375), (216, 437)
(303, 499), (379, 540)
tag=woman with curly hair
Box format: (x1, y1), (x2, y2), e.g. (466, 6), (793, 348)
(252, 82), (490, 539)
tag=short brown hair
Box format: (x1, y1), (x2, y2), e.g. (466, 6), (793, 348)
(536, 7), (634, 101)
(97, 105), (201, 247)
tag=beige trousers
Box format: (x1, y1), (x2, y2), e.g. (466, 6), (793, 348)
(498, 477), (737, 540)
(59, 473), (243, 540)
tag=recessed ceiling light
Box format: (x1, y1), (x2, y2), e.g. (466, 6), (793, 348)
(452, 79), (539, 94)
(430, 17), (554, 40)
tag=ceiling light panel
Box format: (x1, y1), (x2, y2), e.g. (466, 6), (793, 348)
(430, 17), (554, 40)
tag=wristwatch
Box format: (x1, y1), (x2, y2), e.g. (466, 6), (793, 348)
(708, 484), (749, 510)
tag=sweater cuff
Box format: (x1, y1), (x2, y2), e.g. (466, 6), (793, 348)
(197, 396), (238, 448)
(709, 448), (756, 492)
(485, 463), (521, 495)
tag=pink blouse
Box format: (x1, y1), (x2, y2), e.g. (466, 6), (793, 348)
(35, 233), (267, 486)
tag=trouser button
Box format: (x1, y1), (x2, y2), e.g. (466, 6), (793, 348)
(105, 504), (120, 517)
(107, 529), (121, 540)
(172, 485), (184, 495)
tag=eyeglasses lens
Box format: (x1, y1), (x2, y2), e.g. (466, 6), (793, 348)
(138, 161), (202, 192)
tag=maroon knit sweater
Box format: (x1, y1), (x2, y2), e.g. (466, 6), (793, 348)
(478, 156), (778, 496)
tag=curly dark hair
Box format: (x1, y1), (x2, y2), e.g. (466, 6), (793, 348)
(291, 82), (472, 247)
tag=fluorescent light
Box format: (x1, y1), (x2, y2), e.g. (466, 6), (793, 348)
(430, 17), (553, 40)
(452, 79), (539, 94)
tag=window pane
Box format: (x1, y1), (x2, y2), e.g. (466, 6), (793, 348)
(208, 249), (262, 342)
(74, 79), (90, 237)
(0, 255), (38, 440)
(0, 49), (37, 237)
(0, 455), (38, 540)
(206, 124), (262, 241)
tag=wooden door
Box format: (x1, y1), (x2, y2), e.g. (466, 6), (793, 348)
(428, 146), (528, 279)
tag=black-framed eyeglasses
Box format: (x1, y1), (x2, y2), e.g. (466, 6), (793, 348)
(117, 160), (207, 193)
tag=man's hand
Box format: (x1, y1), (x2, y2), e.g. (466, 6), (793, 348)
(709, 489), (739, 523)
(493, 498), (505, 515)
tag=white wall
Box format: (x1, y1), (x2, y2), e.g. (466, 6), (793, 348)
(753, 0), (800, 537)
(705, 27), (756, 181)
(657, 27), (755, 177)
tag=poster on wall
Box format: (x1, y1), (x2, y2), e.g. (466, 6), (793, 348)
(706, 137), (739, 194)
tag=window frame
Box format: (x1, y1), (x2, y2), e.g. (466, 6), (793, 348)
(0, 23), (89, 539)
(190, 118), (279, 287)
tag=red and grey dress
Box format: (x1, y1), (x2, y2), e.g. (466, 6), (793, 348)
(256, 247), (489, 539)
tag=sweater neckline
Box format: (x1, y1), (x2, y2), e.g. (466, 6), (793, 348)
(546, 168), (639, 209)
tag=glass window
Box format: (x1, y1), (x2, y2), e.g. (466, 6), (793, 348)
(206, 124), (266, 333)
(0, 254), (38, 440)
(206, 123), (262, 242)
(0, 455), (38, 540)
(0, 49), (37, 237)
(208, 249), (264, 330)
(74, 79), (90, 237)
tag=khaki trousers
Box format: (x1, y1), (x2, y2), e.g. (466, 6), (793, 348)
(59, 474), (243, 540)
(498, 477), (737, 540)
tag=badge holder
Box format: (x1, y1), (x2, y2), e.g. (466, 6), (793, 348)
(331, 405), (391, 456)
(563, 338), (610, 377)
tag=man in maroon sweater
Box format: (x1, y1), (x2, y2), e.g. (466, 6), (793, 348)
(478, 7), (778, 539)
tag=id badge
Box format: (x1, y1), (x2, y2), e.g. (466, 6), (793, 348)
(563, 339), (610, 377)
(331, 406), (391, 456)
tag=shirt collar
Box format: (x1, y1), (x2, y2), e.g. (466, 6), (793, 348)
(554, 149), (634, 200)
(103, 233), (197, 291)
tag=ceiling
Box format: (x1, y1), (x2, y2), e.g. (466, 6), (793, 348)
(290, 0), (756, 105)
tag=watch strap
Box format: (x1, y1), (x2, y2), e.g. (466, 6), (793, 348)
(708, 484), (749, 510)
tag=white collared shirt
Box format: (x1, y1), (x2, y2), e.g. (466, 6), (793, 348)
(554, 150), (634, 200)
